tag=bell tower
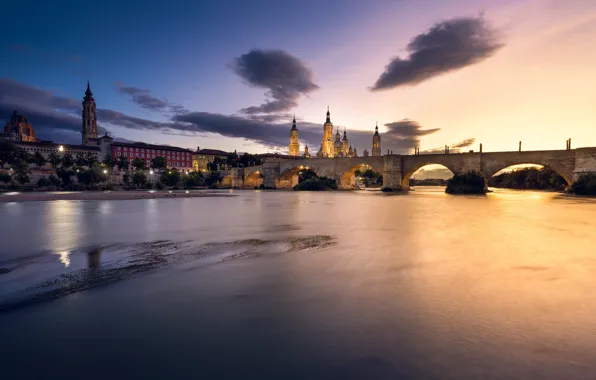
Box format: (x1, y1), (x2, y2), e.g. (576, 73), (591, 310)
(289, 115), (300, 156)
(372, 122), (381, 156)
(82, 81), (98, 144)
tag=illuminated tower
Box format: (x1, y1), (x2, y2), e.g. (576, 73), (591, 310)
(334, 127), (342, 156)
(342, 128), (349, 156)
(372, 122), (381, 156)
(82, 81), (98, 144)
(303, 143), (311, 158)
(289, 116), (300, 156)
(321, 107), (334, 157)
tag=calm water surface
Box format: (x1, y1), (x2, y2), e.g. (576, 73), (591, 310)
(1, 187), (596, 379)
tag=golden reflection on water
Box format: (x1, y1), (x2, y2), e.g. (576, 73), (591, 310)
(47, 200), (82, 253)
(56, 250), (71, 267)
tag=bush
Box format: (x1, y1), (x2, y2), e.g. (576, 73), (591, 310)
(208, 182), (218, 189)
(48, 175), (61, 187)
(156, 181), (165, 190)
(293, 176), (337, 191)
(446, 171), (486, 194)
(569, 174), (596, 195)
(0, 172), (11, 185)
(37, 178), (52, 188)
(161, 169), (181, 186)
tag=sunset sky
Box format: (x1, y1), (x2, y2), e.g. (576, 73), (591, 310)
(2, 0), (595, 154)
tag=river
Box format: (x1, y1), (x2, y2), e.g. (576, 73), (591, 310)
(1, 187), (596, 379)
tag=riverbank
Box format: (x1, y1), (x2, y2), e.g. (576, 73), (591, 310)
(0, 190), (235, 202)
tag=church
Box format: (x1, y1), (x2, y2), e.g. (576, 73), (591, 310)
(288, 108), (381, 158)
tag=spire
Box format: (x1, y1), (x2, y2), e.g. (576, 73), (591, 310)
(374, 122), (379, 135)
(291, 114), (297, 131)
(84, 81), (94, 102)
(343, 127), (347, 140)
(325, 106), (331, 124)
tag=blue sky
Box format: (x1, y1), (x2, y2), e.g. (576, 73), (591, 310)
(2, 0), (596, 154)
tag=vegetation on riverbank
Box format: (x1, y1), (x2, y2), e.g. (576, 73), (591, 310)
(568, 174), (596, 195)
(293, 169), (338, 191)
(489, 167), (566, 191)
(445, 171), (487, 194)
(354, 169), (383, 187)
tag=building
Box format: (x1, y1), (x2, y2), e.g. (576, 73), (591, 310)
(303, 143), (311, 158)
(372, 123), (381, 156)
(112, 142), (194, 172)
(192, 148), (228, 171)
(318, 107), (335, 158)
(1, 110), (40, 142)
(363, 148), (369, 157)
(289, 116), (300, 156)
(10, 141), (101, 162)
(81, 81), (98, 145)
(333, 128), (342, 156)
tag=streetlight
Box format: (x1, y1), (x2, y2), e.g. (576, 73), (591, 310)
(150, 170), (154, 175)
(103, 169), (107, 174)
(58, 145), (64, 152)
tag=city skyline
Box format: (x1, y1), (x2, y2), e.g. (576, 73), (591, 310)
(2, 0), (596, 154)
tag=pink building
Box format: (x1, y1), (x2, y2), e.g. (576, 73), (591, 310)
(112, 142), (194, 172)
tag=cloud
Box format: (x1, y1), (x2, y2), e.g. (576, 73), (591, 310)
(232, 49), (319, 114)
(0, 78), (439, 154)
(115, 83), (170, 111)
(371, 17), (503, 91)
(421, 138), (477, 154)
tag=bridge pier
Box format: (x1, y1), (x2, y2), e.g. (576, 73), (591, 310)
(261, 162), (281, 189)
(382, 155), (404, 191)
(230, 168), (244, 189)
(573, 148), (596, 182)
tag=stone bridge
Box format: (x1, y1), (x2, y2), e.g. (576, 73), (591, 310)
(222, 147), (596, 190)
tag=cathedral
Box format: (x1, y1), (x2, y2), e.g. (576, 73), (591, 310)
(287, 108), (381, 158)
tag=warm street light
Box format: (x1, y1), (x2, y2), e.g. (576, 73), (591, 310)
(58, 145), (64, 152)
(103, 169), (107, 174)
(150, 170), (154, 175)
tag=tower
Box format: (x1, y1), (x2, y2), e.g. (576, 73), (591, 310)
(303, 143), (311, 158)
(289, 115), (300, 156)
(372, 122), (381, 156)
(320, 106), (334, 157)
(342, 128), (349, 156)
(334, 127), (342, 156)
(82, 81), (98, 145)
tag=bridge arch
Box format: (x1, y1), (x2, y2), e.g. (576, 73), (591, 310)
(243, 171), (263, 189)
(278, 164), (317, 189)
(220, 175), (232, 188)
(401, 162), (457, 190)
(485, 163), (572, 187)
(339, 163), (382, 189)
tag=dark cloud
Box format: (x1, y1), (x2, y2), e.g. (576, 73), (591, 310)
(450, 138), (476, 149)
(372, 17), (503, 91)
(1, 78), (440, 154)
(232, 49), (319, 114)
(115, 83), (170, 111)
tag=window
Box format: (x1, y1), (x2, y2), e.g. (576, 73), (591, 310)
(118, 152), (121, 157)
(124, 152), (127, 157)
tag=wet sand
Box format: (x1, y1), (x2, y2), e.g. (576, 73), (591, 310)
(0, 190), (235, 202)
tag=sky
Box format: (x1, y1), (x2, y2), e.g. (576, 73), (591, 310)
(2, 0), (596, 155)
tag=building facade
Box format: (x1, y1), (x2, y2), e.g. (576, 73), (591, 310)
(289, 116), (300, 156)
(1, 110), (40, 142)
(372, 123), (381, 156)
(112, 142), (194, 172)
(192, 148), (228, 171)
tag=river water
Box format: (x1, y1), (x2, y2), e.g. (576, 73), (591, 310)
(1, 187), (596, 379)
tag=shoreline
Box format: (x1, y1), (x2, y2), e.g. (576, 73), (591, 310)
(0, 190), (235, 202)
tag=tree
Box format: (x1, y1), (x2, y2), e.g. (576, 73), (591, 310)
(183, 171), (205, 188)
(32, 151), (46, 168)
(446, 171), (486, 194)
(61, 152), (75, 168)
(0, 141), (18, 166)
(75, 152), (87, 167)
(298, 169), (317, 183)
(48, 151), (62, 168)
(117, 156), (129, 171)
(102, 154), (115, 169)
(14, 148), (31, 163)
(11, 159), (31, 184)
(131, 157), (147, 171)
(161, 168), (181, 186)
(0, 172), (11, 185)
(84, 152), (97, 167)
(569, 173), (596, 195)
(56, 167), (75, 186)
(132, 171), (147, 188)
(151, 156), (168, 171)
(204, 171), (221, 187)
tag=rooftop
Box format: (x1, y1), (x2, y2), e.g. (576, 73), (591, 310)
(112, 141), (193, 152)
(196, 148), (228, 156)
(12, 140), (101, 151)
